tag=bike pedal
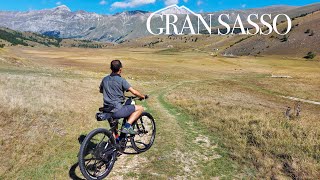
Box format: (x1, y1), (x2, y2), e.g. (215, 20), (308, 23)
(116, 152), (122, 157)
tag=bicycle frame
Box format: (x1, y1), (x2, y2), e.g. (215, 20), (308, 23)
(78, 96), (154, 180)
(107, 96), (137, 152)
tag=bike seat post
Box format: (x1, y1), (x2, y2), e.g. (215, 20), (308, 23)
(108, 118), (119, 131)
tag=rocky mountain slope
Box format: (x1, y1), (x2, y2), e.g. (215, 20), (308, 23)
(0, 5), (149, 43)
(120, 4), (320, 60)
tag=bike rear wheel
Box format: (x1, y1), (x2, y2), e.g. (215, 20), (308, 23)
(78, 128), (117, 180)
(131, 112), (156, 153)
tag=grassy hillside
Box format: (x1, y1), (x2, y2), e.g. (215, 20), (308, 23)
(119, 34), (246, 57)
(223, 10), (320, 59)
(0, 27), (112, 49)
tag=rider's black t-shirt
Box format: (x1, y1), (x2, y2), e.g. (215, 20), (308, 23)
(99, 73), (131, 111)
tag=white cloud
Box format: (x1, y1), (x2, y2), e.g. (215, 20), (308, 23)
(165, 0), (179, 6)
(111, 0), (155, 8)
(99, 0), (107, 5)
(197, 0), (203, 6)
(241, 4), (246, 8)
(56, 1), (62, 5)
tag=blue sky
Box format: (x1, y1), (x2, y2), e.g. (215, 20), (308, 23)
(0, 0), (319, 14)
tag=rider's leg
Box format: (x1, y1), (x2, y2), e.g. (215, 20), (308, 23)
(127, 105), (144, 125)
(113, 123), (119, 139)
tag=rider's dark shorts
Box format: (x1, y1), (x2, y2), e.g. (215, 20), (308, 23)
(112, 105), (135, 119)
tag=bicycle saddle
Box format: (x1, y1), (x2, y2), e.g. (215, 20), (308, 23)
(96, 105), (114, 121)
(99, 105), (114, 113)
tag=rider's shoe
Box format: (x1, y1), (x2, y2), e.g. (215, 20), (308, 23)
(121, 126), (137, 135)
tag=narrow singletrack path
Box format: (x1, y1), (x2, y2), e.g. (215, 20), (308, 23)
(108, 81), (231, 179)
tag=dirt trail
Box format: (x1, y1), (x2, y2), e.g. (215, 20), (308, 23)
(280, 95), (320, 105)
(108, 82), (223, 179)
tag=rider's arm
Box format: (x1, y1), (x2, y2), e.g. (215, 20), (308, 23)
(99, 83), (103, 93)
(128, 87), (145, 99)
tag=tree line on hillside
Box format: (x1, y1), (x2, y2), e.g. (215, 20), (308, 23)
(0, 28), (108, 49)
(71, 43), (104, 48)
(0, 28), (61, 47)
(142, 35), (200, 48)
(0, 29), (29, 46)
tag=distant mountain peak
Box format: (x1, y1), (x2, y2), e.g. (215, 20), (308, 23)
(155, 4), (198, 15)
(54, 5), (71, 12)
(114, 10), (150, 16)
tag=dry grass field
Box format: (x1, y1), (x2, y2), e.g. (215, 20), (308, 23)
(0, 46), (319, 179)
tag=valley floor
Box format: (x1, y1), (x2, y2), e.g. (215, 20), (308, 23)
(0, 47), (319, 179)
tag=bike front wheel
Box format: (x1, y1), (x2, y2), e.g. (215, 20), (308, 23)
(78, 128), (117, 180)
(131, 112), (156, 153)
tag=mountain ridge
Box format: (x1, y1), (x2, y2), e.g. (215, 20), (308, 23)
(0, 3), (319, 43)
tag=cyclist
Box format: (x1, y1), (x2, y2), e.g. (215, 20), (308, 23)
(99, 60), (146, 135)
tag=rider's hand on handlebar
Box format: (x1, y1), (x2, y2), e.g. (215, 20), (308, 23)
(139, 95), (149, 101)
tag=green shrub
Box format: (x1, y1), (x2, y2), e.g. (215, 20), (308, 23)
(309, 31), (314, 36)
(281, 35), (288, 42)
(304, 52), (316, 59)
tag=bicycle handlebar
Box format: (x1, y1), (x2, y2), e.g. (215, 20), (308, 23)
(125, 95), (149, 101)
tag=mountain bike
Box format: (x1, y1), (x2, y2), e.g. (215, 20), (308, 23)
(78, 96), (156, 180)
